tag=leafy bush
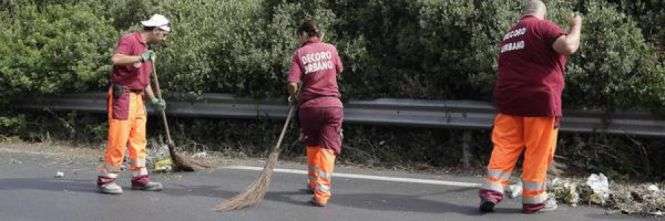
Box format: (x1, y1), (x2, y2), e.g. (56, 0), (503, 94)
(0, 0), (662, 110)
(0, 3), (116, 98)
(418, 0), (522, 99)
(546, 1), (665, 110)
(606, 0), (664, 56)
(330, 0), (664, 111)
(0, 114), (26, 136)
(154, 0), (263, 96)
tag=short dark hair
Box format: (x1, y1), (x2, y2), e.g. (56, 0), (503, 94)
(143, 26), (157, 31)
(297, 18), (320, 37)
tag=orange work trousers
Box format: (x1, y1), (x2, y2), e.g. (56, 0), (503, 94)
(101, 89), (148, 173)
(307, 145), (336, 205)
(480, 113), (558, 205)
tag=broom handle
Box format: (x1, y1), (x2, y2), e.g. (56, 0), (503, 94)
(273, 85), (300, 152)
(150, 60), (175, 146)
(272, 103), (296, 152)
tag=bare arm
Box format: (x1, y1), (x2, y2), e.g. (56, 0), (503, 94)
(145, 85), (156, 101)
(333, 48), (343, 80)
(553, 14), (583, 55)
(112, 53), (143, 66)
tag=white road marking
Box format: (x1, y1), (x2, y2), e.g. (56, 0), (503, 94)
(224, 166), (481, 188)
(0, 148), (60, 156)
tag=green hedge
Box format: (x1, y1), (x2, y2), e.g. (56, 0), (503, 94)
(606, 0), (664, 54)
(0, 0), (663, 110)
(0, 2), (116, 98)
(548, 1), (665, 110)
(332, 0), (665, 110)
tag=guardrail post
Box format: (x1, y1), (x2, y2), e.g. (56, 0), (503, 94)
(461, 130), (472, 169)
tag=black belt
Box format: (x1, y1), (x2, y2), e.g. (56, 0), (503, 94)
(111, 84), (143, 98)
(128, 88), (144, 93)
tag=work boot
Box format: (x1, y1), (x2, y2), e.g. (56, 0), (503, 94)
(523, 197), (558, 214)
(479, 199), (496, 213)
(131, 175), (163, 191)
(478, 189), (503, 213)
(97, 176), (123, 194)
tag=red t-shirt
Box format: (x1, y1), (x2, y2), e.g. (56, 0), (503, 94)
(111, 32), (152, 90)
(494, 16), (567, 117)
(288, 38), (344, 108)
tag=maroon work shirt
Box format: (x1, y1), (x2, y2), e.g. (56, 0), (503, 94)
(111, 32), (152, 90)
(494, 16), (567, 117)
(288, 37), (344, 108)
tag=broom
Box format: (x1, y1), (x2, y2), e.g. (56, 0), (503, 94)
(214, 100), (297, 212)
(150, 58), (210, 172)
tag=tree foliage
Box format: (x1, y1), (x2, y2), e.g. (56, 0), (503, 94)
(0, 0), (662, 111)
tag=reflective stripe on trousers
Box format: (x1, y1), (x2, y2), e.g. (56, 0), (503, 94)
(523, 181), (547, 204)
(480, 114), (558, 205)
(307, 146), (335, 204)
(101, 89), (147, 173)
(481, 169), (512, 193)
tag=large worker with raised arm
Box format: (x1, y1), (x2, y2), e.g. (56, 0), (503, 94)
(479, 0), (583, 214)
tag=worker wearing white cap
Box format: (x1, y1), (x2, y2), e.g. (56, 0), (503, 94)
(141, 14), (171, 32)
(97, 14), (171, 194)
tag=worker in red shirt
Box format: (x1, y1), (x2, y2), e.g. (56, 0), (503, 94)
(479, 0), (582, 214)
(96, 14), (170, 194)
(287, 18), (344, 207)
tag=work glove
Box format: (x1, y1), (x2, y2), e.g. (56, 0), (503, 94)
(150, 97), (166, 111)
(140, 50), (156, 62)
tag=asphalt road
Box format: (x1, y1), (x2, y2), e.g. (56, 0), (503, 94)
(0, 143), (654, 221)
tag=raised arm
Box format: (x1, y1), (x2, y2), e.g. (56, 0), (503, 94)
(553, 13), (582, 55)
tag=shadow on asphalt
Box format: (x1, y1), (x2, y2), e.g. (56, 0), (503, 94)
(585, 213), (648, 220)
(329, 192), (487, 216)
(0, 177), (482, 216)
(164, 183), (492, 216)
(0, 177), (640, 220)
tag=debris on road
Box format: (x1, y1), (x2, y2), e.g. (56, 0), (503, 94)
(147, 141), (173, 172)
(544, 197), (559, 210)
(153, 158), (173, 172)
(585, 173), (610, 205)
(506, 180), (523, 199)
(192, 151), (208, 159)
(649, 211), (663, 217)
(647, 184), (660, 193)
(609, 183), (665, 215)
(549, 177), (580, 207)
(549, 174), (665, 216)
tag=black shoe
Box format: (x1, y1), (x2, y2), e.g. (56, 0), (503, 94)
(479, 200), (496, 213)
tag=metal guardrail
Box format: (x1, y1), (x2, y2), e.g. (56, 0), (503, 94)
(15, 93), (665, 137)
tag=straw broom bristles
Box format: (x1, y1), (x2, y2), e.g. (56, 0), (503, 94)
(151, 59), (210, 172)
(169, 143), (211, 172)
(215, 104), (296, 212)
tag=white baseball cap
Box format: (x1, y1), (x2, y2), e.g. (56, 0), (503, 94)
(141, 14), (171, 32)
